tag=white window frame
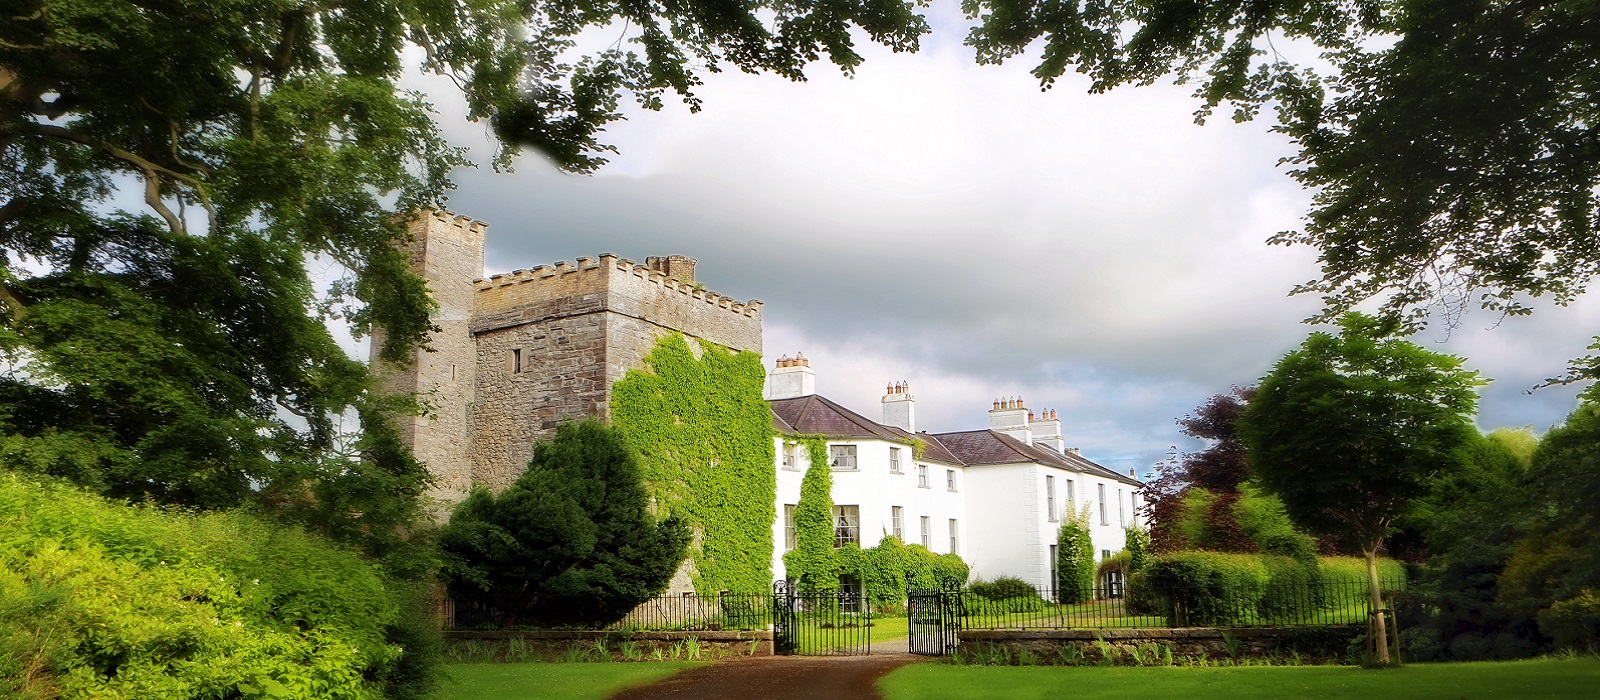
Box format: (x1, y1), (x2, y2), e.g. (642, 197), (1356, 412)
(948, 519), (959, 554)
(1098, 483), (1108, 525)
(892, 506), (904, 541)
(889, 447), (902, 474)
(1046, 475), (1057, 522)
(918, 464), (929, 488)
(783, 504), (796, 551)
(832, 504), (860, 547)
(1118, 488), (1125, 526)
(829, 444), (858, 471)
(781, 442), (799, 470)
(946, 469), (957, 492)
(920, 516), (931, 547)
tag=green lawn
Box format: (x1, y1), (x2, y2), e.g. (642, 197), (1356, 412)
(438, 662), (702, 700)
(879, 657), (1600, 699)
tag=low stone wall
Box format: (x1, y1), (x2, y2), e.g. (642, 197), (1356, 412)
(960, 626), (1361, 663)
(444, 629), (774, 661)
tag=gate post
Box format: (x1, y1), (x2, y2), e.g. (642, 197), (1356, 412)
(772, 581), (796, 655)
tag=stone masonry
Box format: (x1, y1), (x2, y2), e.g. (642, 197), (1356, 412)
(375, 211), (763, 501)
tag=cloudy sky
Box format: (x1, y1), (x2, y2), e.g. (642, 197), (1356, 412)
(409, 7), (1599, 478)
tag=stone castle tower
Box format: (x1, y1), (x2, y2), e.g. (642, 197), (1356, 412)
(376, 211), (764, 503)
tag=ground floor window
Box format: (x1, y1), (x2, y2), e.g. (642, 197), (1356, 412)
(832, 504), (860, 547)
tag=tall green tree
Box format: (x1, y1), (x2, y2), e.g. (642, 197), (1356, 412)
(964, 1), (1600, 378)
(0, 1), (931, 542)
(1239, 312), (1482, 664)
(438, 420), (689, 628)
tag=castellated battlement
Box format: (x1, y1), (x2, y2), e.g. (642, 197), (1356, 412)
(379, 209), (765, 500)
(469, 253), (762, 355)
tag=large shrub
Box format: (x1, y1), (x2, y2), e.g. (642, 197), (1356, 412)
(0, 474), (417, 700)
(439, 420), (689, 628)
(834, 535), (968, 613)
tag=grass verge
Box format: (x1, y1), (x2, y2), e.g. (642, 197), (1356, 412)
(879, 656), (1600, 699)
(439, 662), (703, 700)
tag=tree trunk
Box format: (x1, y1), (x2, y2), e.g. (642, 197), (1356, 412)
(1363, 546), (1391, 665)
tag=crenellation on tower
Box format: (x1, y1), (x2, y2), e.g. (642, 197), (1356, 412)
(377, 211), (762, 501)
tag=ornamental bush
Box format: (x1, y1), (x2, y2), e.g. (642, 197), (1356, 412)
(0, 474), (418, 700)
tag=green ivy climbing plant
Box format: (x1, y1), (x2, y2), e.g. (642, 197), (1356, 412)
(1058, 504), (1097, 604)
(611, 334), (775, 594)
(784, 436), (838, 593)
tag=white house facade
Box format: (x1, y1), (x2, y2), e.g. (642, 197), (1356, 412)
(764, 356), (1145, 592)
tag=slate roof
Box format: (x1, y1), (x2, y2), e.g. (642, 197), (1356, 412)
(768, 394), (962, 465)
(768, 394), (1140, 485)
(925, 429), (1140, 486)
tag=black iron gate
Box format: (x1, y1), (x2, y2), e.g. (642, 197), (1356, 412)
(907, 586), (962, 656)
(771, 581), (873, 656)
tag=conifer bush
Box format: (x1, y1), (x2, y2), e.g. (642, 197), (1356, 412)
(439, 420), (690, 628)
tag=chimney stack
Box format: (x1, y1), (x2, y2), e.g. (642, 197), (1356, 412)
(882, 381), (915, 433)
(989, 395), (1032, 445)
(1030, 407), (1064, 453)
(645, 255), (697, 285)
(765, 353), (816, 400)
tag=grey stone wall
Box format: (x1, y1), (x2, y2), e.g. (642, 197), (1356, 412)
(466, 254), (762, 491)
(375, 212), (485, 509)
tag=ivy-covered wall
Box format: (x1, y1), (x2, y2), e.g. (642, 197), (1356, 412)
(1058, 504), (1096, 603)
(783, 436), (836, 592)
(611, 334), (775, 594)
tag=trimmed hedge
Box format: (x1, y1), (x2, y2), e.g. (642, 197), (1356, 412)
(0, 474), (421, 700)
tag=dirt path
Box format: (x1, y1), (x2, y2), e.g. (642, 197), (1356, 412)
(608, 654), (924, 700)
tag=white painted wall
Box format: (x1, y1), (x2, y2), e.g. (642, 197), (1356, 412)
(768, 439), (1146, 590)
(771, 436), (967, 582)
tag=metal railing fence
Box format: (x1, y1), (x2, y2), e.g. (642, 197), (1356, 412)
(962, 577), (1407, 630)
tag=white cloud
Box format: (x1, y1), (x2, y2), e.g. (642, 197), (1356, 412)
(406, 13), (1598, 473)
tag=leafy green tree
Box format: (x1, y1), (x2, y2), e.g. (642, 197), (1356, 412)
(1240, 312), (1482, 664)
(438, 420), (689, 628)
(0, 0), (932, 544)
(1056, 505), (1095, 604)
(964, 1), (1600, 377)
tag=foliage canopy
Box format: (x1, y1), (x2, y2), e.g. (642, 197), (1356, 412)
(964, 1), (1600, 377)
